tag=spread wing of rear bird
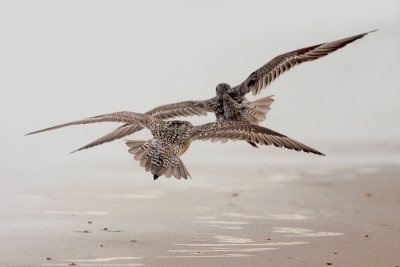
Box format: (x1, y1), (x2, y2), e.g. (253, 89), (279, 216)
(230, 30), (376, 97)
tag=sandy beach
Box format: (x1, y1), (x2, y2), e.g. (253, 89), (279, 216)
(1, 143), (399, 267)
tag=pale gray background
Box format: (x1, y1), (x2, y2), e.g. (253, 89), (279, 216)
(0, 0), (399, 185)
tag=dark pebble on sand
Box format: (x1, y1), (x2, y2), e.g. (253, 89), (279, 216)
(232, 192), (239, 197)
(103, 227), (108, 231)
(365, 234), (369, 237)
(88, 221), (93, 224)
(46, 257), (52, 261)
(69, 263), (76, 266)
(83, 230), (90, 233)
(326, 263), (333, 266)
(131, 240), (138, 242)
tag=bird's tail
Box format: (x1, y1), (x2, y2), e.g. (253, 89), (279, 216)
(247, 95), (275, 124)
(126, 139), (191, 180)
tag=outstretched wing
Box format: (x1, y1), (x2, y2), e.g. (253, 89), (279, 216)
(26, 111), (153, 136)
(71, 123), (144, 153)
(230, 30), (375, 97)
(190, 121), (325, 156)
(146, 99), (214, 119)
(72, 99), (215, 152)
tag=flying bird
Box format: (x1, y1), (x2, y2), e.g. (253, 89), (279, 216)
(70, 30), (374, 153)
(26, 112), (324, 180)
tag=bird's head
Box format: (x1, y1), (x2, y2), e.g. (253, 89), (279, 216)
(216, 83), (231, 95)
(169, 120), (193, 128)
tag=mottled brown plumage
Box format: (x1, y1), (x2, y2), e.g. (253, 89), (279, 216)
(26, 111), (324, 180)
(71, 31), (373, 152)
(72, 96), (274, 152)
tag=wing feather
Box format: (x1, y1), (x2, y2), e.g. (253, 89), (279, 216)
(231, 30), (376, 96)
(71, 123), (144, 153)
(146, 100), (213, 119)
(190, 121), (325, 156)
(26, 112), (151, 136)
(71, 99), (215, 152)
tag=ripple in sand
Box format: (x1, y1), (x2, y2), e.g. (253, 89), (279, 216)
(215, 235), (253, 244)
(176, 241), (308, 247)
(221, 213), (264, 219)
(194, 216), (216, 220)
(66, 256), (143, 262)
(170, 235), (307, 258)
(203, 225), (244, 230)
(269, 214), (310, 220)
(44, 211), (108, 215)
(269, 173), (298, 183)
(99, 191), (163, 199)
(43, 257), (145, 267)
(157, 254), (254, 258)
(196, 218), (249, 230)
(222, 212), (310, 220)
(201, 220), (249, 225)
(1, 194), (48, 200)
(44, 264), (143, 266)
(169, 247), (276, 253)
(272, 227), (343, 237)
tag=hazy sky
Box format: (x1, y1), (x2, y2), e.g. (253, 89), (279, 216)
(1, 1), (399, 172)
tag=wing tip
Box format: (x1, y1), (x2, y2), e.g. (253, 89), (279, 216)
(367, 29), (379, 34)
(358, 29), (378, 39)
(70, 148), (81, 154)
(25, 130), (41, 136)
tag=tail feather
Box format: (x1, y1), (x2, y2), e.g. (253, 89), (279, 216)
(126, 139), (190, 180)
(246, 95), (274, 124)
(178, 158), (191, 179)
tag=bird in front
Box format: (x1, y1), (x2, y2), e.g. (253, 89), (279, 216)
(26, 111), (324, 180)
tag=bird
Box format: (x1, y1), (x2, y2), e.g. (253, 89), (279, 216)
(69, 30), (375, 153)
(26, 111), (325, 180)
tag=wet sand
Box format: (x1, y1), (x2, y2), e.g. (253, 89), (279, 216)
(1, 147), (399, 267)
